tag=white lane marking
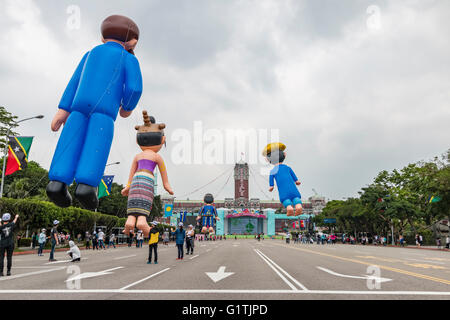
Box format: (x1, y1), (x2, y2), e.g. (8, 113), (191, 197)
(189, 255), (199, 260)
(119, 268), (171, 291)
(65, 267), (124, 282)
(14, 266), (67, 269)
(206, 249), (211, 252)
(114, 255), (137, 260)
(0, 267), (66, 281)
(206, 266), (234, 283)
(256, 249), (308, 291)
(254, 249), (298, 291)
(317, 267), (392, 283)
(45, 259), (88, 265)
(1, 289), (450, 296)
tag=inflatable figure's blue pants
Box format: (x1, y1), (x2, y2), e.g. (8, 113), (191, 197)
(49, 111), (114, 187)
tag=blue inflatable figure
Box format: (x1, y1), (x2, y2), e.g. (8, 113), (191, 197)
(196, 193), (219, 234)
(263, 143), (303, 217)
(46, 15), (142, 209)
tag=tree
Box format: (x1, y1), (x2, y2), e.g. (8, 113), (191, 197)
(0, 106), (18, 150)
(3, 161), (49, 199)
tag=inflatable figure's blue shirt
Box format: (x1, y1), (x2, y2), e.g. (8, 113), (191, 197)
(49, 41), (143, 187)
(269, 164), (301, 205)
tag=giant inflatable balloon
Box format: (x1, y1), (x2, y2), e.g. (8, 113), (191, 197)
(197, 193), (219, 234)
(121, 111), (174, 237)
(46, 15), (143, 210)
(263, 142), (303, 216)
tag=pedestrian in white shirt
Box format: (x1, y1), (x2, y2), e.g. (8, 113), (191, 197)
(97, 229), (106, 249)
(67, 241), (81, 262)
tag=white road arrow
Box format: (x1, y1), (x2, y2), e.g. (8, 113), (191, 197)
(206, 266), (234, 283)
(65, 267), (123, 282)
(317, 267), (392, 283)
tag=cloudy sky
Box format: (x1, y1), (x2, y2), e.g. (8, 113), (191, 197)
(0, 0), (449, 202)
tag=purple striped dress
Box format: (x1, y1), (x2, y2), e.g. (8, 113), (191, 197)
(127, 159), (157, 217)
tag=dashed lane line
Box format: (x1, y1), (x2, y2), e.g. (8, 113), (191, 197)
(118, 268), (171, 291)
(0, 267), (66, 281)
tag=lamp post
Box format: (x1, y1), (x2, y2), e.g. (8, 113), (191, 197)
(0, 115), (44, 198)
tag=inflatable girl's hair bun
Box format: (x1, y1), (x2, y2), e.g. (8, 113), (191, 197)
(135, 110), (164, 132)
(142, 111), (155, 126)
(135, 110), (166, 147)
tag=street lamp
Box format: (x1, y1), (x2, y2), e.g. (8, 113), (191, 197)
(0, 114), (45, 198)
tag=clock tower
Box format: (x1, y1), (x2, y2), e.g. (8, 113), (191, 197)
(234, 161), (249, 208)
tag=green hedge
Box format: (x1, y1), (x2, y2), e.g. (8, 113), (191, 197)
(0, 198), (125, 237)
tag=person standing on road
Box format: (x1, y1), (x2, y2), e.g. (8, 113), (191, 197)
(175, 222), (186, 260)
(436, 237), (442, 249)
(92, 231), (98, 250)
(147, 221), (159, 264)
(446, 235), (450, 249)
(186, 224), (195, 255)
(419, 234), (423, 247)
(31, 232), (37, 249)
(85, 231), (91, 250)
(0, 213), (19, 276)
(97, 229), (106, 250)
(136, 230), (144, 248)
(38, 228), (46, 256)
(163, 229), (170, 246)
(108, 233), (116, 248)
(49, 220), (59, 262)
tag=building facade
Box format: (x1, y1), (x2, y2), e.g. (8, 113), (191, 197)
(161, 162), (327, 234)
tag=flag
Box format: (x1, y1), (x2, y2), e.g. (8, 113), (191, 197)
(179, 211), (187, 222)
(5, 136), (33, 176)
(164, 204), (173, 217)
(98, 175), (114, 199)
(429, 196), (441, 204)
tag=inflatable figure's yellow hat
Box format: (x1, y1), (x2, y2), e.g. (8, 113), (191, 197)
(262, 142), (286, 156)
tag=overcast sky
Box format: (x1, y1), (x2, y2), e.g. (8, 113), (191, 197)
(1, 0), (449, 202)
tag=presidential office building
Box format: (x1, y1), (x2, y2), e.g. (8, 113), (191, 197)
(162, 162), (327, 235)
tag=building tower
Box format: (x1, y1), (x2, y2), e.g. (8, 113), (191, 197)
(234, 161), (249, 208)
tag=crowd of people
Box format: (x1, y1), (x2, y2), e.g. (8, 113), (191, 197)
(287, 232), (450, 249)
(2, 210), (450, 278)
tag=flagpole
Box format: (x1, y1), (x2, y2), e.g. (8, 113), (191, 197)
(0, 115), (44, 198)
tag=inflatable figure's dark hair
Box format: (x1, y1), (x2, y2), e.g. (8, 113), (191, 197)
(204, 193), (214, 204)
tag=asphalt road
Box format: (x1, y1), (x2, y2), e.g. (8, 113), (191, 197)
(1, 239), (450, 300)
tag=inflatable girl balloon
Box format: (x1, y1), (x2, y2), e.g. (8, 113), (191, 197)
(196, 193), (219, 234)
(121, 111), (174, 237)
(47, 15), (143, 210)
(263, 143), (303, 217)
